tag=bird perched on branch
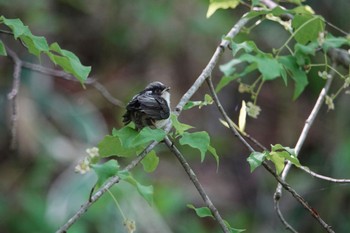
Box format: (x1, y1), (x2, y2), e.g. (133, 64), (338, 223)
(122, 81), (171, 130)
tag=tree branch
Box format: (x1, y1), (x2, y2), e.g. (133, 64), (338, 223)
(164, 136), (230, 233)
(56, 14), (251, 232)
(6, 47), (22, 150)
(206, 76), (335, 233)
(55, 140), (159, 233)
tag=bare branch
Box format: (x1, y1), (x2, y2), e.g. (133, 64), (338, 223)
(6, 47), (22, 150)
(274, 199), (298, 233)
(21, 61), (125, 108)
(164, 136), (230, 233)
(174, 17), (250, 116)
(206, 77), (335, 232)
(276, 67), (335, 197)
(55, 140), (159, 233)
(299, 166), (350, 183)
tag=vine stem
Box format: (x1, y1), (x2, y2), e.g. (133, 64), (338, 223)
(164, 136), (230, 233)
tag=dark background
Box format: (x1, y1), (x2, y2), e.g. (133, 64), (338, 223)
(0, 0), (349, 232)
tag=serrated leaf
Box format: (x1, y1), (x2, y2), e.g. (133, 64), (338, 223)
(292, 14), (325, 45)
(91, 159), (120, 189)
(0, 40), (6, 56)
(141, 150), (159, 173)
(187, 204), (214, 218)
(179, 131), (210, 162)
(171, 114), (194, 135)
(238, 100), (247, 132)
(278, 55), (308, 99)
(294, 42), (317, 66)
(120, 172), (154, 206)
(247, 151), (267, 172)
(207, 0), (240, 18)
(271, 144), (301, 167)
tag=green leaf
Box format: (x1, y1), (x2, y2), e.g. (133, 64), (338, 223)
(171, 114), (194, 135)
(292, 14), (325, 45)
(219, 59), (242, 76)
(321, 34), (350, 52)
(141, 150), (160, 173)
(247, 151), (267, 172)
(278, 55), (308, 99)
(216, 63), (257, 93)
(294, 42), (318, 66)
(0, 17), (29, 39)
(97, 135), (136, 158)
(132, 127), (166, 147)
(48, 42), (91, 84)
(184, 94), (213, 110)
(187, 204), (214, 219)
(179, 131), (210, 162)
(91, 159), (120, 189)
(230, 41), (261, 56)
(113, 126), (139, 148)
(267, 151), (286, 174)
(0, 40), (6, 56)
(120, 172), (154, 206)
(207, 0), (240, 18)
(239, 53), (281, 81)
(208, 145), (220, 169)
(224, 220), (246, 233)
(271, 144), (301, 167)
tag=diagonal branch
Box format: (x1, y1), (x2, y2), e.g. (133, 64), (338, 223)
(206, 76), (335, 233)
(164, 136), (230, 233)
(21, 61), (125, 108)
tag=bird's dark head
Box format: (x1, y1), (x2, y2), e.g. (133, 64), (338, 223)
(145, 81), (170, 95)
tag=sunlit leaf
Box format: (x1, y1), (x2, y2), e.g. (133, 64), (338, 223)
(207, 0), (240, 18)
(238, 100), (247, 132)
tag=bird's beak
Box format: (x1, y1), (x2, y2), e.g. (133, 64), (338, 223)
(164, 86), (170, 92)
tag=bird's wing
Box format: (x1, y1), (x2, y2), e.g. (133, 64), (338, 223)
(137, 95), (170, 120)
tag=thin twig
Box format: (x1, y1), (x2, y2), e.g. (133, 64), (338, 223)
(263, 162), (334, 233)
(274, 198), (298, 233)
(6, 47), (22, 150)
(164, 136), (230, 233)
(55, 140), (159, 233)
(206, 77), (334, 233)
(299, 166), (350, 183)
(276, 67), (335, 198)
(174, 17), (250, 116)
(21, 61), (125, 108)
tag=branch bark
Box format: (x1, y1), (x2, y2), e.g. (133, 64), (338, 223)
(164, 136), (230, 233)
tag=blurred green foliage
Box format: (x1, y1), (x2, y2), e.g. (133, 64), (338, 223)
(1, 0), (350, 233)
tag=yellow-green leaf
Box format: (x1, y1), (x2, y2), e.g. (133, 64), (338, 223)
(207, 0), (240, 18)
(238, 100), (247, 132)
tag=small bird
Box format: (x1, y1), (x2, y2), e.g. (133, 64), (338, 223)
(122, 81), (171, 130)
